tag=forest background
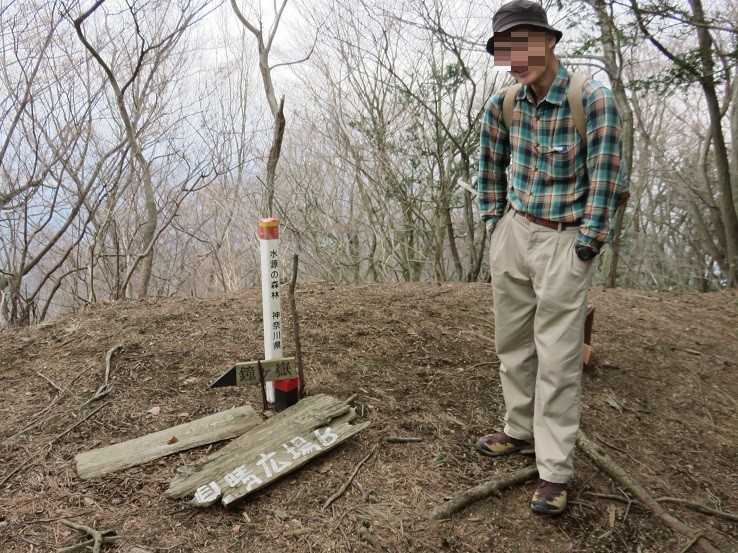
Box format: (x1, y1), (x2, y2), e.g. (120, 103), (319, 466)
(1, 0), (737, 326)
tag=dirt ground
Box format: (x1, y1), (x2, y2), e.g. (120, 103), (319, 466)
(0, 283), (736, 552)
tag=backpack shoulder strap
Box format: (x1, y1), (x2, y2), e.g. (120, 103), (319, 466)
(502, 83), (522, 131)
(567, 73), (587, 141)
(503, 75), (586, 139)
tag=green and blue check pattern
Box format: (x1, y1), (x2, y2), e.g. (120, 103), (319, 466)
(478, 62), (626, 248)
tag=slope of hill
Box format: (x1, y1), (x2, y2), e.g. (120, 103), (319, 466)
(1, 283), (736, 552)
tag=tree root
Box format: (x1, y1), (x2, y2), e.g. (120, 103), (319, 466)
(58, 519), (117, 553)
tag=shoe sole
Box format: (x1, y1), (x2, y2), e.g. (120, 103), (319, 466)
(530, 502), (566, 516)
(475, 437), (534, 457)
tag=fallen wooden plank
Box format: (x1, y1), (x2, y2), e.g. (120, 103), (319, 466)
(75, 405), (262, 479)
(166, 394), (370, 506)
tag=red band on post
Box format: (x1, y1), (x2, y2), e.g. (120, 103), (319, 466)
(274, 377), (299, 393)
(258, 218), (279, 240)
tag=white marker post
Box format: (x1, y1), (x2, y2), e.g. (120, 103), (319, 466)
(258, 218), (298, 410)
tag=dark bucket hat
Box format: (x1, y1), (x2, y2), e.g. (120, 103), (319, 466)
(486, 0), (563, 55)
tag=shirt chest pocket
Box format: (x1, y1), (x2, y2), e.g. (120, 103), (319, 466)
(543, 143), (584, 183)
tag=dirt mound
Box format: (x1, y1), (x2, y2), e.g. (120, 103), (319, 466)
(1, 284), (736, 552)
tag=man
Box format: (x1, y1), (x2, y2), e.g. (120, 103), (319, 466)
(476, 0), (626, 515)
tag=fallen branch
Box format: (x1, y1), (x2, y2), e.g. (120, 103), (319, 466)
(430, 465), (538, 520)
(323, 443), (379, 509)
(576, 431), (721, 553)
(58, 519), (115, 553)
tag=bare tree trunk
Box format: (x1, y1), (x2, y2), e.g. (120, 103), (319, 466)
(265, 97), (286, 215)
(632, 0), (738, 287)
(459, 159), (479, 282)
(135, 169), (157, 298)
(607, 202), (627, 288)
(731, 70), (738, 215)
(74, 1), (157, 298)
(589, 0), (633, 288)
(230, 0), (289, 217)
(688, 0), (738, 287)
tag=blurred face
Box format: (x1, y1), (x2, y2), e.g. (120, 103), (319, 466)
(492, 26), (556, 87)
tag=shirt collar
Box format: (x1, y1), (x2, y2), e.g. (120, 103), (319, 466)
(517, 61), (570, 106)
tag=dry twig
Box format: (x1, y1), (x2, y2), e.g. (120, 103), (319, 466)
(323, 443), (379, 509)
(657, 497), (738, 523)
(689, 360), (715, 430)
(0, 403), (108, 487)
(83, 344), (123, 406)
(37, 371), (62, 391)
(3, 365), (92, 442)
(583, 492), (738, 523)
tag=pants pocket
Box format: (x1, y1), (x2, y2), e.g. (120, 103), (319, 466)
(489, 212), (511, 268)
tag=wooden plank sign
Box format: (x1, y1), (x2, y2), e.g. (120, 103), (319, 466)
(209, 357), (297, 388)
(166, 394), (370, 507)
(75, 405), (262, 479)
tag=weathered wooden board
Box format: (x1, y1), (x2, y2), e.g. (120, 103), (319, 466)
(209, 357), (297, 388)
(166, 394), (370, 507)
(75, 405), (262, 479)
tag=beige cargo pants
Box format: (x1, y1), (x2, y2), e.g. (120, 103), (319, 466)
(489, 210), (592, 484)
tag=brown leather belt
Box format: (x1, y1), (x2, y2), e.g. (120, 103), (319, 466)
(513, 209), (580, 231)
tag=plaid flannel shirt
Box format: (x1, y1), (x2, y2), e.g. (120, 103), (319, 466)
(477, 62), (626, 249)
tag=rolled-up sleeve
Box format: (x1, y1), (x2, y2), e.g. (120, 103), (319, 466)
(579, 86), (626, 248)
(478, 93), (510, 233)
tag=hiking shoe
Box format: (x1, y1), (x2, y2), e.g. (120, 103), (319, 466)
(530, 480), (568, 515)
(475, 431), (534, 457)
